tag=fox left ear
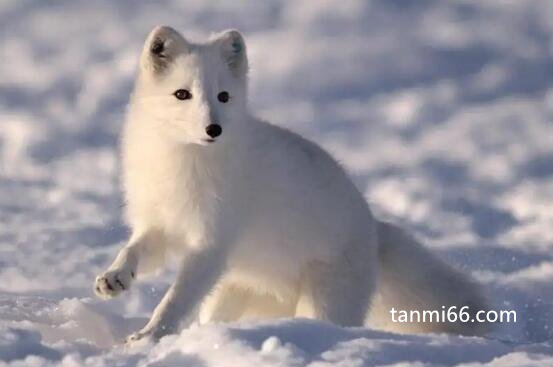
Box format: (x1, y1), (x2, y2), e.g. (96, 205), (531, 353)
(214, 30), (248, 77)
(140, 25), (189, 76)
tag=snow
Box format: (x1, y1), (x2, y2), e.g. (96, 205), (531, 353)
(1, 0), (553, 365)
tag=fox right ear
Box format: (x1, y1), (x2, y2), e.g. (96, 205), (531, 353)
(140, 26), (189, 75)
(213, 30), (248, 78)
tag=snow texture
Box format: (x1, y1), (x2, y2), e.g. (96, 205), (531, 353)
(2, 0), (553, 365)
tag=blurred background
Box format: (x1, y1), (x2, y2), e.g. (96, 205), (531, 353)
(1, 0), (553, 346)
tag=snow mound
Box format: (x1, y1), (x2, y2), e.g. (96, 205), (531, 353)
(2, 301), (553, 367)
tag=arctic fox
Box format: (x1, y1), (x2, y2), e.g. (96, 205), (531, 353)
(94, 26), (491, 342)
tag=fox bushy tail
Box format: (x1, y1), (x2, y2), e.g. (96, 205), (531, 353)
(367, 221), (492, 335)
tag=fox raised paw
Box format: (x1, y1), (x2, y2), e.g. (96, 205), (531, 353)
(94, 265), (135, 299)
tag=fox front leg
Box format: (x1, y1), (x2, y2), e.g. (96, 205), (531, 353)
(126, 246), (226, 343)
(94, 230), (165, 299)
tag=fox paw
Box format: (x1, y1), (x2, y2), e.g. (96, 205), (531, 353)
(125, 323), (173, 345)
(125, 329), (152, 345)
(94, 267), (135, 299)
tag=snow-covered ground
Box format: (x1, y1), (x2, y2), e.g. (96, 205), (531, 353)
(2, 0), (553, 365)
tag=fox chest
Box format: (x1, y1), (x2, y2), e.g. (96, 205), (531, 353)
(126, 165), (223, 249)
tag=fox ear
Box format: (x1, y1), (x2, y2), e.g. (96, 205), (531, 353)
(140, 25), (189, 75)
(214, 30), (248, 77)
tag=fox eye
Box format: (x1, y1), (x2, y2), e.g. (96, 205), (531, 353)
(217, 91), (230, 103)
(173, 89), (192, 100)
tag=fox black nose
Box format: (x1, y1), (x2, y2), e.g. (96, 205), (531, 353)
(206, 124), (222, 138)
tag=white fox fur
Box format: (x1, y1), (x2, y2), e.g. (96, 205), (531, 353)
(94, 26), (491, 342)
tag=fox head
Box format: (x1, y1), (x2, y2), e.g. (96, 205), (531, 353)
(132, 26), (249, 146)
